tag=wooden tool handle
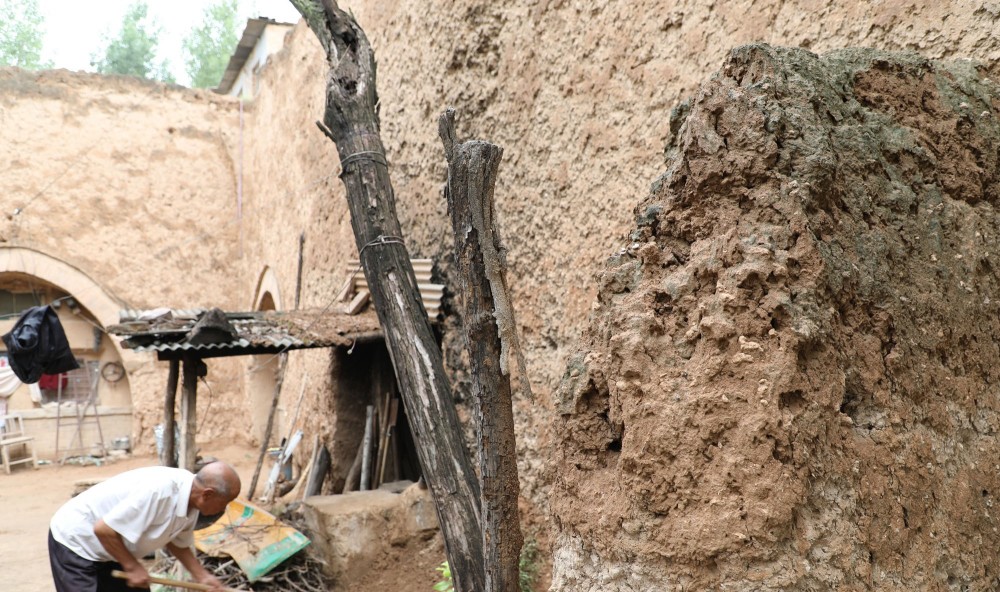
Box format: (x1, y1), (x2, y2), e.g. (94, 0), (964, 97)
(110, 569), (248, 592)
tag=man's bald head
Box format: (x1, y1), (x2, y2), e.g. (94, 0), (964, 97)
(194, 461), (241, 504)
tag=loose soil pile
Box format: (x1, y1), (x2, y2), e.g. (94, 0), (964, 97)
(552, 44), (1000, 590)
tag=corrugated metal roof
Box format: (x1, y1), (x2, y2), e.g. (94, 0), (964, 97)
(109, 308), (381, 358)
(215, 17), (293, 95)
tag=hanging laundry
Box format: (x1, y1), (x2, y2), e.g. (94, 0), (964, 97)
(2, 305), (79, 384)
(38, 373), (69, 391)
(0, 356), (41, 405)
(0, 356), (21, 396)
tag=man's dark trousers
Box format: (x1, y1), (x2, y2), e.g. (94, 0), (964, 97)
(48, 530), (150, 592)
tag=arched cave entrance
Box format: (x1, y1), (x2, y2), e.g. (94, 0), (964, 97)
(248, 290), (280, 445)
(0, 271), (131, 457)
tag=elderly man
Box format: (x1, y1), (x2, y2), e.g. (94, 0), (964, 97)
(48, 461), (241, 592)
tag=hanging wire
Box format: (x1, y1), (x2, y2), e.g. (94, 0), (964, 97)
(8, 85), (166, 231)
(197, 376), (215, 433)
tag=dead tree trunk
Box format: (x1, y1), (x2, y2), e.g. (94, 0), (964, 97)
(439, 109), (524, 592)
(289, 3), (484, 590)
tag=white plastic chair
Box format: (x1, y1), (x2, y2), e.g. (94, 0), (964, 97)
(0, 414), (38, 474)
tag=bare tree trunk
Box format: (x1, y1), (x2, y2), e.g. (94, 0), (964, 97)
(289, 3), (484, 590)
(439, 109), (524, 592)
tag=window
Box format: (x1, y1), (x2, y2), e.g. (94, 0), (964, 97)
(0, 290), (40, 316)
(40, 360), (100, 405)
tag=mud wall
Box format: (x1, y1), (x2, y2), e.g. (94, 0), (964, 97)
(0, 0), (1000, 590)
(0, 70), (247, 448)
(554, 44), (1000, 590)
(236, 1), (1000, 580)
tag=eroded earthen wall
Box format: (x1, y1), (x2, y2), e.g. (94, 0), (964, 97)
(237, 2), (1000, 585)
(0, 0), (1000, 590)
(555, 44), (1000, 590)
(0, 70), (247, 447)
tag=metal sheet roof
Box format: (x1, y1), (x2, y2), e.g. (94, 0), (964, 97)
(109, 308), (381, 359)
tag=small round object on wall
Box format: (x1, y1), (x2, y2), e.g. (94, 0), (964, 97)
(101, 361), (125, 383)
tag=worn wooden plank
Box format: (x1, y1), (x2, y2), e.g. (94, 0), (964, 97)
(346, 289), (370, 315)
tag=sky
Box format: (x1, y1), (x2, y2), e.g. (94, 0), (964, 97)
(36, 0), (302, 86)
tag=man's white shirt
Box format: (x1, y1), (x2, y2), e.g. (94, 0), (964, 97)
(50, 466), (199, 561)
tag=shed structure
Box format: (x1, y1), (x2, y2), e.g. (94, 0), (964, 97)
(109, 308), (381, 471)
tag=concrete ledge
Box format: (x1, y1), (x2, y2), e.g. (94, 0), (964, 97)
(17, 406), (132, 420)
(301, 483), (439, 583)
(17, 407), (132, 459)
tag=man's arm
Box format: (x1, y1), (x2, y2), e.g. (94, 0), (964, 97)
(165, 542), (224, 592)
(93, 519), (149, 588)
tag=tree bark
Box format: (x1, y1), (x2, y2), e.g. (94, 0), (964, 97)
(289, 3), (484, 590)
(439, 109), (524, 592)
(163, 359), (179, 468)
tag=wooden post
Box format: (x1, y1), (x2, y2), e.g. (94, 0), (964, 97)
(179, 355), (199, 472)
(248, 354), (287, 499)
(439, 110), (524, 592)
(163, 359), (180, 468)
(360, 405), (375, 491)
(289, 3), (484, 590)
(295, 232), (306, 309)
(342, 437), (364, 494)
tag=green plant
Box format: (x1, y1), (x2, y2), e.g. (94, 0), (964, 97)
(0, 0), (51, 69)
(519, 538), (541, 592)
(432, 538), (541, 592)
(433, 561), (454, 592)
(92, 1), (174, 82)
(182, 0), (240, 88)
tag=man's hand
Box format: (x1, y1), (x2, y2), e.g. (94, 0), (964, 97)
(121, 564), (151, 589)
(166, 541), (225, 592)
(194, 571), (225, 592)
(93, 519), (147, 589)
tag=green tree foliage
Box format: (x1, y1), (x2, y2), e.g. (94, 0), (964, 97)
(183, 0), (241, 89)
(92, 1), (174, 82)
(0, 0), (51, 69)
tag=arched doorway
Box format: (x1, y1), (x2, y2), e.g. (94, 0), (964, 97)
(248, 267), (281, 444)
(0, 247), (133, 457)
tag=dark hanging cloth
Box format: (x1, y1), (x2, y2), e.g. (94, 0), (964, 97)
(2, 305), (79, 384)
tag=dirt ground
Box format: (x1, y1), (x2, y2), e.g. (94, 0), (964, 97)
(0, 442), (260, 592)
(0, 441), (456, 592)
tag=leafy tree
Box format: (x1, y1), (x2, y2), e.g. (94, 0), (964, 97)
(92, 1), (174, 82)
(183, 0), (241, 89)
(0, 0), (51, 69)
